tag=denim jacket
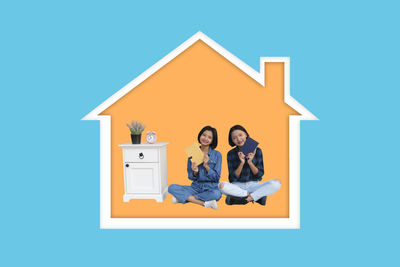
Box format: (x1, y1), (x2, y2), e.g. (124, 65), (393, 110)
(187, 147), (222, 190)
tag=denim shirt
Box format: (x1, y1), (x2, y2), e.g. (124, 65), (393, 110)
(187, 147), (222, 190)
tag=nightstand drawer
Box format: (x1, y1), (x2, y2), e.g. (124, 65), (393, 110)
(124, 148), (159, 163)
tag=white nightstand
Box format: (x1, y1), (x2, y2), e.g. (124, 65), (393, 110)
(119, 142), (168, 203)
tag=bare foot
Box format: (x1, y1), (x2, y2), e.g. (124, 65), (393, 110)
(246, 193), (254, 203)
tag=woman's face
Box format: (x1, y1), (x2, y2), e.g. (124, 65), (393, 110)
(199, 130), (213, 146)
(231, 129), (247, 147)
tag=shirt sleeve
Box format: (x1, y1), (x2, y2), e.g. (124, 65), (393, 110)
(187, 158), (197, 181)
(253, 148), (264, 180)
(227, 151), (239, 183)
(200, 151), (222, 182)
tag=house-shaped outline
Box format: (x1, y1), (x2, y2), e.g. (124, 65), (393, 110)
(82, 31), (318, 229)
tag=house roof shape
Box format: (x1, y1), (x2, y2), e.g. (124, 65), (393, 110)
(82, 31), (317, 121)
(81, 32), (318, 228)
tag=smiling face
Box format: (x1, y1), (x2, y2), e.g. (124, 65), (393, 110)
(199, 130), (213, 147)
(231, 129), (248, 147)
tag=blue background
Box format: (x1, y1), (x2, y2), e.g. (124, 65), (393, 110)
(1, 0), (399, 266)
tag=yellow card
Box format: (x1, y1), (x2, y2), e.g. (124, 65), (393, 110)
(184, 142), (204, 166)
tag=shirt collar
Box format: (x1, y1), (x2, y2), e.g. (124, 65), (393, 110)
(199, 146), (213, 155)
(207, 146), (214, 156)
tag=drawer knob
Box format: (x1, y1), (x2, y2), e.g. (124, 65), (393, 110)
(125, 164), (129, 167)
(139, 153), (144, 159)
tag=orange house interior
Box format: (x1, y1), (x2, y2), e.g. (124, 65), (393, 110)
(101, 40), (300, 218)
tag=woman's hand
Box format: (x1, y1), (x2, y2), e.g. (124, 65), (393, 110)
(247, 149), (257, 163)
(238, 152), (246, 164)
(203, 152), (209, 166)
(191, 161), (199, 173)
(247, 152), (255, 163)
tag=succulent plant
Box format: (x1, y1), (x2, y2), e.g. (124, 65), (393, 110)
(126, 120), (146, 135)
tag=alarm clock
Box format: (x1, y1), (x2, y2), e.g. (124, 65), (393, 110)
(146, 131), (157, 144)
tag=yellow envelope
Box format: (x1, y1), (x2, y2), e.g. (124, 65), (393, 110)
(184, 142), (204, 166)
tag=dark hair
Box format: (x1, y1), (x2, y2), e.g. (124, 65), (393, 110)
(198, 126), (218, 149)
(228, 125), (249, 147)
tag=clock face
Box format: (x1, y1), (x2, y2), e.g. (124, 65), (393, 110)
(146, 132), (157, 144)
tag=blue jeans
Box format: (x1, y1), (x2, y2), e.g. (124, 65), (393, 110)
(219, 179), (281, 201)
(168, 184), (222, 204)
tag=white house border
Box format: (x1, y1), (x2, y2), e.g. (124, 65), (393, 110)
(82, 32), (318, 229)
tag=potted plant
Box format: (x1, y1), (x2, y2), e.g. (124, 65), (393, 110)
(126, 120), (146, 144)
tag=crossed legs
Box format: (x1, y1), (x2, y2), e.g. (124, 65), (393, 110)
(219, 179), (282, 202)
(168, 184), (221, 207)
